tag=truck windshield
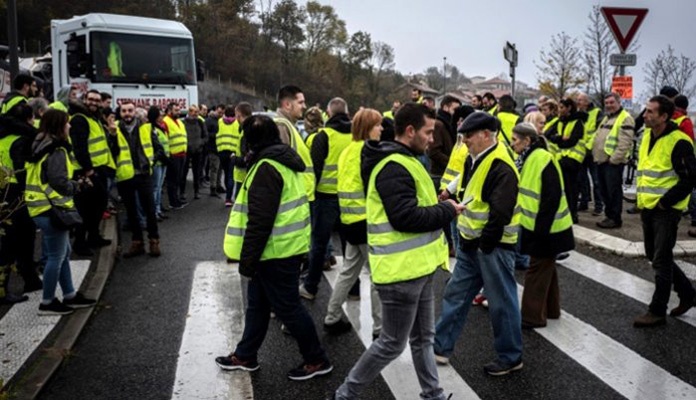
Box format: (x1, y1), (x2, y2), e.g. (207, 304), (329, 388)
(90, 31), (195, 85)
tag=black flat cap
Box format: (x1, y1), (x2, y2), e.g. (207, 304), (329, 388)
(660, 86), (679, 98)
(458, 111), (499, 134)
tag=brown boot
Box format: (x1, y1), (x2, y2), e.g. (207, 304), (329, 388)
(149, 239), (161, 257)
(633, 312), (666, 328)
(123, 240), (145, 258)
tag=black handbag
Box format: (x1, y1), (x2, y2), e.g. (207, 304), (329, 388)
(49, 206), (83, 231)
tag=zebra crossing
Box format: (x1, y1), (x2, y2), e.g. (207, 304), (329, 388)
(171, 251), (696, 400)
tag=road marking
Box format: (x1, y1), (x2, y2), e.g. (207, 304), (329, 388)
(558, 251), (696, 327)
(0, 260), (90, 385)
(675, 260), (696, 281)
(172, 262), (252, 400)
(324, 256), (479, 400)
(515, 283), (696, 400)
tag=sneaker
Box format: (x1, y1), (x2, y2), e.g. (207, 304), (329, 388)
(484, 359), (523, 376)
(215, 354), (260, 372)
(171, 202), (189, 211)
(63, 292), (97, 309)
(556, 253), (570, 261)
(225, 200), (233, 207)
(287, 361), (333, 381)
(323, 319), (352, 335)
(434, 353), (450, 365)
(38, 299), (74, 316)
(633, 312), (666, 328)
(472, 293), (486, 306)
(299, 284), (315, 300)
(596, 218), (622, 229)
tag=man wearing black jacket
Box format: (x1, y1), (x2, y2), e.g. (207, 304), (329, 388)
(434, 111), (524, 376)
(634, 95), (696, 327)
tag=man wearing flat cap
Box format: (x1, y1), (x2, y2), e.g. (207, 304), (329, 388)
(434, 111), (524, 376)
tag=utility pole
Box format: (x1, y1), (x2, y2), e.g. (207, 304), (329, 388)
(443, 56), (447, 94)
(7, 0), (20, 81)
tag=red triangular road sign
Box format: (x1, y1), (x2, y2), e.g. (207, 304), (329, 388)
(601, 7), (648, 52)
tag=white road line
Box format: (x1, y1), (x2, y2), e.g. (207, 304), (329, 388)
(558, 251), (696, 327)
(0, 260), (90, 384)
(324, 256), (480, 400)
(172, 262), (252, 400)
(675, 260), (696, 281)
(516, 283), (696, 400)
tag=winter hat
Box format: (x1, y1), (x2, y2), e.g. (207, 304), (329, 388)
(458, 111), (498, 134)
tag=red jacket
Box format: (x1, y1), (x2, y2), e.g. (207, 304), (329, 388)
(673, 109), (694, 140)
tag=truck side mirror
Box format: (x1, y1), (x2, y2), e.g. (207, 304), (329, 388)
(196, 59), (205, 82)
(66, 35), (89, 78)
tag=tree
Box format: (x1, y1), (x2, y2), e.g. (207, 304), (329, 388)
(424, 66), (443, 92)
(369, 41), (395, 99)
(536, 32), (586, 100)
(345, 31), (372, 69)
(302, 1), (347, 64)
(265, 0), (305, 66)
(643, 45), (696, 98)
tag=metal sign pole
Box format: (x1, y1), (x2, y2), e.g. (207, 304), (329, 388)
(7, 0), (20, 81)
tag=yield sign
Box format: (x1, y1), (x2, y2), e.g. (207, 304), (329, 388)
(601, 7), (648, 52)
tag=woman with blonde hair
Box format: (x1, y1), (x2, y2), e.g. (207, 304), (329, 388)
(323, 108), (383, 339)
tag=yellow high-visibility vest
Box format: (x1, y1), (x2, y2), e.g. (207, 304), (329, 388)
(164, 115), (187, 155)
(316, 127), (353, 194)
(338, 141), (366, 225)
(114, 125), (155, 182)
(24, 147), (75, 217)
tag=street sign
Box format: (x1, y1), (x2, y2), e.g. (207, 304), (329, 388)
(601, 7), (648, 52)
(611, 76), (633, 100)
(503, 42), (517, 67)
(610, 53), (637, 66)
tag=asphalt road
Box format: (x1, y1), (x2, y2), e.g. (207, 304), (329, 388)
(37, 184), (696, 400)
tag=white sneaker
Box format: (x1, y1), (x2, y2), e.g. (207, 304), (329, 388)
(435, 354), (450, 365)
(299, 284), (315, 300)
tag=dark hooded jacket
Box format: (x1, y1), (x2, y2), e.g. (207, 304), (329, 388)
(0, 114), (38, 196)
(360, 140), (456, 235)
(311, 113), (352, 198)
(518, 140), (575, 257)
(429, 109), (455, 177)
(239, 144), (307, 269)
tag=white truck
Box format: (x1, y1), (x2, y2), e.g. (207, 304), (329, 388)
(50, 13), (201, 109)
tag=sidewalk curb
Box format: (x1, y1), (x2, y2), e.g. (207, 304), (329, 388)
(574, 224), (696, 258)
(12, 218), (118, 399)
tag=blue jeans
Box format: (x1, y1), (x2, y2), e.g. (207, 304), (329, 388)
(304, 197), (341, 295)
(515, 227), (530, 270)
(33, 215), (76, 303)
(434, 247), (522, 365)
(336, 273), (445, 400)
(152, 164), (167, 214)
(234, 256), (327, 364)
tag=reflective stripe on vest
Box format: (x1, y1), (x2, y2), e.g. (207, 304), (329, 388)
(24, 147), (75, 217)
(316, 127), (353, 194)
(0, 95), (27, 115)
(275, 117), (315, 202)
(217, 119), (240, 153)
(0, 135), (20, 184)
(557, 119), (586, 163)
(518, 148), (573, 233)
(338, 141), (366, 224)
(70, 113), (116, 170)
(114, 125), (155, 182)
(602, 109), (631, 156)
(637, 128), (692, 211)
(164, 115), (187, 155)
(223, 158), (310, 261)
(457, 142), (520, 244)
(440, 137), (469, 191)
(366, 153), (449, 284)
(583, 107), (601, 151)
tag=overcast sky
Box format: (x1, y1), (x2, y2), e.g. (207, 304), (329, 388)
(327, 0), (695, 100)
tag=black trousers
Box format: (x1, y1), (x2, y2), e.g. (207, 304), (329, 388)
(166, 156), (186, 207)
(74, 168), (110, 245)
(118, 174), (159, 241)
(641, 208), (696, 316)
(181, 149), (204, 195)
(0, 202), (40, 288)
(559, 157), (582, 221)
(597, 163), (625, 223)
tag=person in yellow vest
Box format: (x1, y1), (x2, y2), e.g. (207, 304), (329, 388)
(217, 115), (333, 380)
(482, 92), (499, 115)
(545, 98), (585, 224)
(299, 97), (353, 300)
(382, 100), (401, 120)
(25, 109), (97, 315)
(410, 88), (424, 104)
(496, 94), (521, 148)
(633, 95), (696, 327)
(433, 111), (523, 376)
(0, 104), (43, 303)
(145, 106), (170, 220)
(230, 102), (253, 198)
(576, 92), (605, 215)
(163, 102), (188, 209)
(592, 92), (635, 229)
(69, 89), (117, 256)
(216, 105), (241, 206)
(334, 103), (462, 400)
(0, 74), (37, 115)
(510, 123), (574, 329)
(49, 85), (76, 112)
(323, 108), (383, 338)
(471, 94), (484, 111)
(109, 101), (162, 257)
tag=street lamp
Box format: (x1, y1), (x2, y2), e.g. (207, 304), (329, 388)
(443, 57), (447, 94)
